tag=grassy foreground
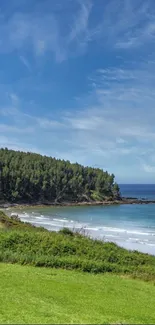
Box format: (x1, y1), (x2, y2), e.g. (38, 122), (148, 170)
(1, 263), (155, 324)
(1, 211), (155, 324)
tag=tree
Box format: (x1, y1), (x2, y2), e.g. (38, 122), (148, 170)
(113, 183), (120, 198)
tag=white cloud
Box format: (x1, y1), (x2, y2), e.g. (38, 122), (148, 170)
(142, 164), (155, 173)
(116, 138), (127, 144)
(37, 118), (64, 129)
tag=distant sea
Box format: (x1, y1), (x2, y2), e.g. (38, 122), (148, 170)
(120, 184), (155, 200)
(9, 184), (155, 255)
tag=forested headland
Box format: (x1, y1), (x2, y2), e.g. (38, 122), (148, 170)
(0, 148), (120, 204)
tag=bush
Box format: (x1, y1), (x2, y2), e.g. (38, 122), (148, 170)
(59, 227), (74, 236)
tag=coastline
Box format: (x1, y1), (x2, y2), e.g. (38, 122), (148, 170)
(1, 197), (155, 209)
(1, 198), (155, 256)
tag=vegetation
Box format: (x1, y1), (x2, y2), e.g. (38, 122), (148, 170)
(1, 211), (155, 323)
(0, 211), (155, 282)
(0, 148), (120, 203)
(1, 263), (155, 324)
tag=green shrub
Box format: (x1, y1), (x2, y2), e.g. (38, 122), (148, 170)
(0, 228), (155, 281)
(59, 227), (74, 236)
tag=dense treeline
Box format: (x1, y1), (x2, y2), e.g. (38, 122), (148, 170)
(0, 148), (120, 203)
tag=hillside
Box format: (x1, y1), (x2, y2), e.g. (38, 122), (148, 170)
(0, 148), (120, 204)
(0, 211), (155, 281)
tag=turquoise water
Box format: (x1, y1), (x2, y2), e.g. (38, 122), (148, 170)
(11, 203), (155, 255)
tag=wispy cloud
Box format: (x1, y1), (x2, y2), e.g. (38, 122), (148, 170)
(0, 124), (33, 134)
(0, 106), (19, 117)
(58, 59), (155, 178)
(67, 0), (93, 54)
(0, 0), (93, 61)
(9, 93), (20, 106)
(0, 135), (43, 155)
(99, 0), (155, 50)
(19, 55), (31, 71)
(2, 56), (155, 163)
(69, 1), (92, 41)
(0, 0), (154, 61)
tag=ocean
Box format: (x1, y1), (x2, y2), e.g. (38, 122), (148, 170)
(120, 184), (155, 200)
(9, 184), (155, 255)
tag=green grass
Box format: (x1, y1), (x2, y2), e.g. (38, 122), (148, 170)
(0, 263), (155, 324)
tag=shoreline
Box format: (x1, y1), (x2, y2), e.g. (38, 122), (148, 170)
(1, 201), (155, 256)
(1, 197), (155, 209)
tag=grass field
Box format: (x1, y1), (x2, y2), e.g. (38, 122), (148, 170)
(0, 263), (155, 324)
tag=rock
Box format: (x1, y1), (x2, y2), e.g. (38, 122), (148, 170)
(10, 213), (20, 221)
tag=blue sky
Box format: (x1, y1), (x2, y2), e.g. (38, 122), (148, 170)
(0, 0), (155, 183)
